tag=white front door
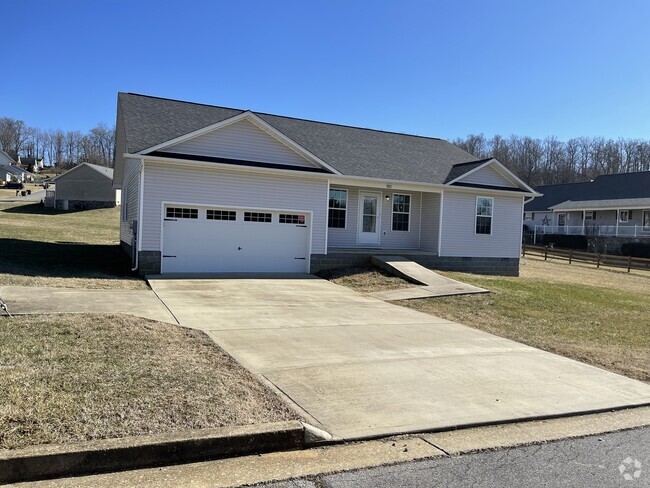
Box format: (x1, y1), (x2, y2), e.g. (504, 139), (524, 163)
(358, 192), (381, 245)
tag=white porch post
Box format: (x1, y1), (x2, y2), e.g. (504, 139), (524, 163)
(616, 209), (620, 237)
(582, 210), (585, 235)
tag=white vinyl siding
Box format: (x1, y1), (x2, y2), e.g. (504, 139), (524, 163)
(140, 162), (328, 254)
(457, 164), (517, 188)
(440, 191), (523, 258)
(420, 192), (441, 251)
(327, 186), (422, 249)
(160, 119), (318, 169)
(119, 158), (141, 248)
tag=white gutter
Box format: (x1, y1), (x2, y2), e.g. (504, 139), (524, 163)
(131, 160), (145, 272)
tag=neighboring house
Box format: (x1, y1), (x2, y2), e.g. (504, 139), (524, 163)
(2, 164), (33, 184)
(0, 148), (16, 167)
(114, 93), (537, 276)
(524, 171), (650, 238)
(50, 163), (121, 210)
(17, 156), (45, 172)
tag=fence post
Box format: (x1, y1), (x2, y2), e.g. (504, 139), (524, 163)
(544, 246), (548, 261)
(522, 245), (526, 257)
(597, 253), (601, 268)
(628, 255), (632, 273)
(569, 249), (573, 264)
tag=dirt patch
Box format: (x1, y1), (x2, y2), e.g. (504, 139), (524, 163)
(317, 266), (415, 293)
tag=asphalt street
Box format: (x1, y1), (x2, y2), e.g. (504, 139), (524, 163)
(256, 426), (650, 488)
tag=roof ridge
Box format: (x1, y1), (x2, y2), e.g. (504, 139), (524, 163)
(121, 92), (447, 143)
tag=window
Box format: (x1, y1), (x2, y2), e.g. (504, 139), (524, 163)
(244, 212), (272, 223)
(392, 194), (411, 231)
(619, 210), (629, 223)
(328, 189), (347, 228)
(207, 210), (236, 221)
(166, 207), (198, 219)
(475, 197), (493, 235)
(524, 212), (534, 220)
(279, 214), (306, 224)
(584, 211), (594, 221)
(557, 213), (566, 226)
(643, 210), (650, 230)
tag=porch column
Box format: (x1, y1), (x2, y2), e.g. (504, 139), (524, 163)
(616, 209), (620, 237)
(582, 210), (585, 235)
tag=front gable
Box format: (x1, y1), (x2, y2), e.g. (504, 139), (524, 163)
(446, 159), (535, 194)
(456, 164), (518, 188)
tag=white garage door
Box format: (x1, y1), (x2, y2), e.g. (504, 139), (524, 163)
(162, 205), (311, 273)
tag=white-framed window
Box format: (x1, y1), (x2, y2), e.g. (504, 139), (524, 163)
(392, 194), (411, 231)
(619, 210), (629, 223)
(207, 210), (236, 221)
(328, 189), (347, 229)
(643, 210), (650, 230)
(166, 207), (198, 219)
(524, 212), (534, 220)
(244, 212), (272, 223)
(475, 196), (493, 235)
(557, 213), (566, 226)
(584, 211), (594, 221)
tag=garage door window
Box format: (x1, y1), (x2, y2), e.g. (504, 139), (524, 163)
(207, 210), (236, 221)
(166, 207), (198, 219)
(244, 212), (272, 223)
(279, 214), (305, 224)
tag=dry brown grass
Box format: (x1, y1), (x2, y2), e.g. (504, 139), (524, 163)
(317, 266), (415, 293)
(0, 314), (298, 450)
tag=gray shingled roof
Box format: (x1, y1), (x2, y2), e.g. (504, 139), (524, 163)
(2, 165), (32, 176)
(551, 198), (650, 210)
(525, 171), (650, 212)
(118, 93), (483, 185)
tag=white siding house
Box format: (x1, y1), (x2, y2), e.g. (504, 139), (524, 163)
(114, 93), (537, 276)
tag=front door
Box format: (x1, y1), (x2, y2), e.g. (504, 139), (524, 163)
(557, 213), (566, 227)
(358, 192), (381, 245)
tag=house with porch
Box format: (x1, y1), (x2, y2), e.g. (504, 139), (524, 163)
(524, 171), (650, 240)
(114, 93), (537, 277)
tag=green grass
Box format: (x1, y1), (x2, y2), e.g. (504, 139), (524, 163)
(0, 202), (144, 289)
(0, 314), (298, 450)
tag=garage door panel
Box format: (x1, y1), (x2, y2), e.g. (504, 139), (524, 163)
(162, 207), (310, 273)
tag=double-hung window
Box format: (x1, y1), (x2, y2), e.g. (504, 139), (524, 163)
(328, 189), (347, 228)
(392, 194), (411, 231)
(643, 210), (650, 230)
(619, 210), (629, 223)
(475, 197), (493, 235)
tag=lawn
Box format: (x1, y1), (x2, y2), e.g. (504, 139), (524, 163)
(0, 201), (144, 289)
(0, 314), (298, 450)
(326, 258), (650, 382)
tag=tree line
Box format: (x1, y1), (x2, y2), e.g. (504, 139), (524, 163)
(453, 134), (650, 187)
(0, 116), (115, 168)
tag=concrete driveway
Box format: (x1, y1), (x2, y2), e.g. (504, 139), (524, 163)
(149, 276), (650, 440)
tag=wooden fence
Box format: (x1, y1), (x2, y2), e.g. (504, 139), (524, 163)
(522, 245), (650, 273)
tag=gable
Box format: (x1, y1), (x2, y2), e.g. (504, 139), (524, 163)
(158, 119), (320, 169)
(455, 164), (519, 188)
(57, 164), (112, 183)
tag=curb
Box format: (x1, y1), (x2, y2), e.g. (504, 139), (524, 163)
(0, 420), (305, 485)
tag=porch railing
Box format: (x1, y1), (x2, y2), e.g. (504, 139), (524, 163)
(534, 225), (650, 243)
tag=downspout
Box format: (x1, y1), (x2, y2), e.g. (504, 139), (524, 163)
(131, 160), (145, 272)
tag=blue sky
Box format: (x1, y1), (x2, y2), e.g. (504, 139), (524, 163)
(2, 0), (649, 140)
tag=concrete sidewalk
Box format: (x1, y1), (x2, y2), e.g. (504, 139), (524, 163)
(149, 276), (650, 441)
(0, 286), (177, 324)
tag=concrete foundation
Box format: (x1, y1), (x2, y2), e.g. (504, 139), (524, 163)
(311, 252), (519, 276)
(55, 199), (116, 210)
(138, 251), (162, 276)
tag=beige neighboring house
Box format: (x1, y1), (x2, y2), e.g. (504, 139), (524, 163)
(49, 163), (121, 210)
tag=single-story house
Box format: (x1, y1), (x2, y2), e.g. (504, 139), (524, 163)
(50, 163), (121, 210)
(2, 164), (33, 184)
(0, 148), (16, 167)
(17, 156), (44, 172)
(524, 171), (650, 238)
(114, 93), (537, 276)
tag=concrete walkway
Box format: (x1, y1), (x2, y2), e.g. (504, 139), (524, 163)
(148, 276), (650, 441)
(0, 286), (177, 324)
(369, 256), (488, 300)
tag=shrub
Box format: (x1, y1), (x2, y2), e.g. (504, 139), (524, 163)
(541, 234), (588, 249)
(621, 242), (650, 258)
